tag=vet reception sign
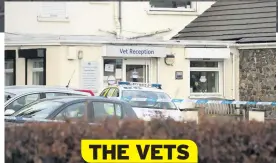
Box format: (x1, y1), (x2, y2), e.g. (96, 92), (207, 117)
(81, 140), (198, 163)
(105, 45), (169, 57)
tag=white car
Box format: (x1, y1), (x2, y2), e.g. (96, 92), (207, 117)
(5, 87), (91, 116)
(99, 82), (183, 121)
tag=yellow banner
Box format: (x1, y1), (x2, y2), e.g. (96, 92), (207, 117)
(81, 139), (198, 163)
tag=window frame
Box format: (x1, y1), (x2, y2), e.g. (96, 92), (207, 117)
(5, 60), (15, 86)
(148, 1), (197, 12)
(189, 60), (223, 97)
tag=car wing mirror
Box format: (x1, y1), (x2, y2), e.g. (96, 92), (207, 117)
(5, 109), (15, 116)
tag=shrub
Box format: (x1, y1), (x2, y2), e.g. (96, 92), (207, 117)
(5, 117), (276, 163)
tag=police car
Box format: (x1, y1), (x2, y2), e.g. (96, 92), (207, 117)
(99, 82), (184, 121)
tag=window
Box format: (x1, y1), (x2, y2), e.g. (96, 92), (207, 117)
(190, 61), (222, 94)
(149, 0), (195, 12)
(6, 94), (40, 112)
(103, 59), (123, 86)
(12, 101), (64, 119)
(38, 2), (69, 21)
(32, 59), (44, 85)
(5, 60), (14, 86)
(45, 92), (69, 98)
(55, 102), (86, 120)
(122, 90), (177, 110)
(93, 102), (122, 120)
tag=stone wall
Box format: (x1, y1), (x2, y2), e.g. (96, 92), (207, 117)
(239, 48), (276, 119)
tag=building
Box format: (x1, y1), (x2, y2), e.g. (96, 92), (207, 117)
(5, 34), (236, 100)
(5, 1), (214, 39)
(172, 0), (276, 117)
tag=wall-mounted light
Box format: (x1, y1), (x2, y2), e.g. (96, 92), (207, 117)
(164, 54), (175, 66)
(77, 50), (83, 59)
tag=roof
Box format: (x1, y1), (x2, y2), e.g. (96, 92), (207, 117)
(5, 88), (89, 96)
(172, 1), (276, 43)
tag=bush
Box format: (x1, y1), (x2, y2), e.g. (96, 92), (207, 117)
(5, 117), (276, 163)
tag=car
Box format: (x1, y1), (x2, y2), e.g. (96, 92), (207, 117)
(4, 88), (91, 115)
(6, 96), (138, 122)
(99, 81), (184, 121)
(5, 85), (95, 96)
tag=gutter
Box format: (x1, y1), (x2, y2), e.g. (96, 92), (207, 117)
(5, 39), (235, 47)
(232, 42), (276, 49)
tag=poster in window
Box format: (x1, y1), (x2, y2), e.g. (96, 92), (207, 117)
(175, 71), (183, 80)
(105, 64), (114, 72)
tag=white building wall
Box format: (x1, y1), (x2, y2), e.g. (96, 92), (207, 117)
(5, 2), (214, 39)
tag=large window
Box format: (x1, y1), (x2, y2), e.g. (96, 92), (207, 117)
(190, 61), (222, 94)
(5, 60), (14, 86)
(32, 59), (44, 85)
(149, 0), (195, 11)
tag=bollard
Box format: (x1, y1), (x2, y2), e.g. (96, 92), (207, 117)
(248, 108), (265, 122)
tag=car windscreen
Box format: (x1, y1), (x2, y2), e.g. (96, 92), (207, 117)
(12, 101), (64, 119)
(122, 90), (177, 110)
(5, 92), (15, 102)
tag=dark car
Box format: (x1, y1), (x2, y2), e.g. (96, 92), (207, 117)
(7, 96), (138, 123)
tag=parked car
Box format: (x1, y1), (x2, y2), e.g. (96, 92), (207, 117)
(5, 85), (95, 96)
(99, 81), (183, 121)
(4, 88), (91, 115)
(6, 96), (138, 122)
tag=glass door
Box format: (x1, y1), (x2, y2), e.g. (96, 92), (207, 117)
(123, 59), (150, 83)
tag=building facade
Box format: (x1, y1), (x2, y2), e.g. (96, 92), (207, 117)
(5, 35), (239, 100)
(5, 1), (214, 39)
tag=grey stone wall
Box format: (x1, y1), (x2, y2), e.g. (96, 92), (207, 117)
(239, 48), (276, 119)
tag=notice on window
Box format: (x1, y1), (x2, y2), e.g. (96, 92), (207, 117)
(105, 64), (114, 72)
(81, 61), (99, 92)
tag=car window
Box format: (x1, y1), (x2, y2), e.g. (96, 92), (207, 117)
(93, 102), (122, 120)
(6, 94), (40, 112)
(99, 88), (109, 97)
(121, 90), (177, 110)
(113, 88), (119, 97)
(5, 92), (15, 102)
(106, 88), (115, 98)
(12, 101), (64, 119)
(68, 93), (87, 96)
(54, 102), (86, 120)
(45, 92), (69, 98)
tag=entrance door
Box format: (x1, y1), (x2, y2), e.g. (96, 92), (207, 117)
(123, 59), (150, 83)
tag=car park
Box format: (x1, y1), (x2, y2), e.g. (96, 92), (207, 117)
(4, 88), (91, 115)
(99, 82), (184, 121)
(6, 96), (138, 122)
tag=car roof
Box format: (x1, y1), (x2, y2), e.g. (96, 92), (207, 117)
(33, 96), (129, 104)
(116, 85), (165, 92)
(5, 88), (88, 96)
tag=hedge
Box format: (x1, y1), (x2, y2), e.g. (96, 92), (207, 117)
(5, 117), (276, 163)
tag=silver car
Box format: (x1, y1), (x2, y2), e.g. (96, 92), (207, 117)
(5, 87), (91, 116)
